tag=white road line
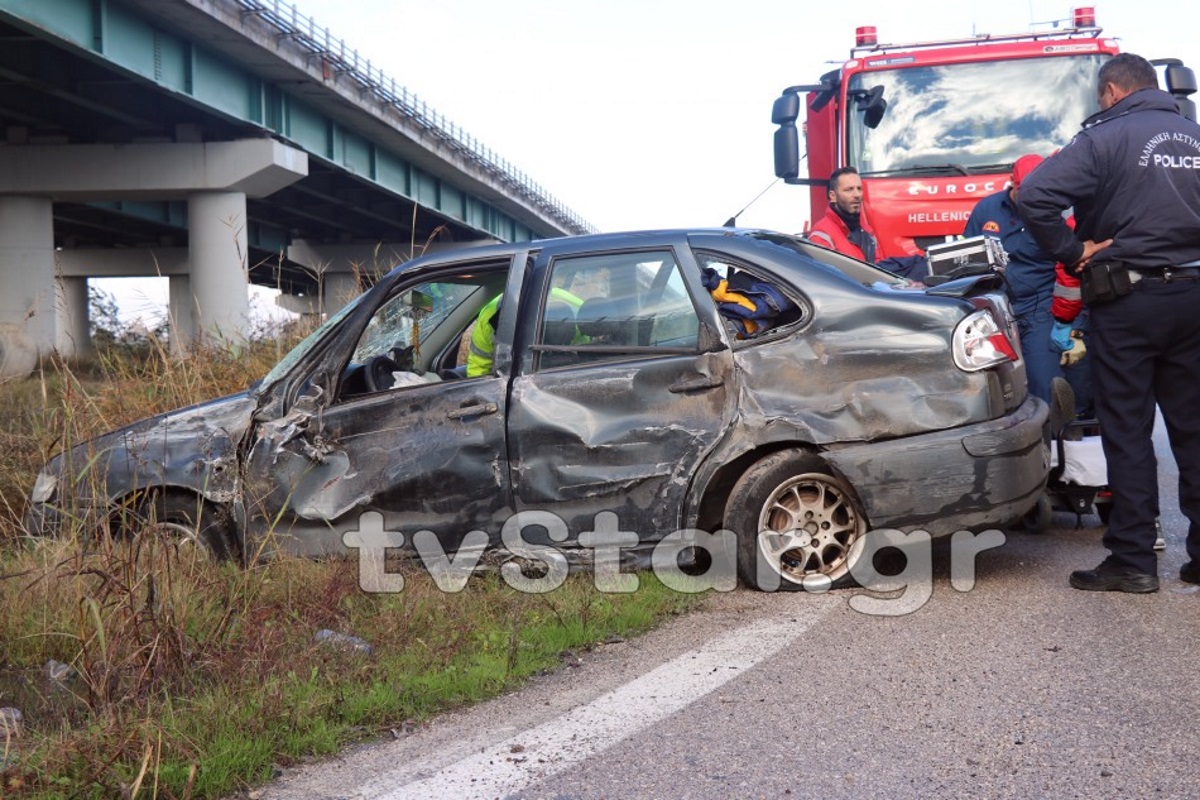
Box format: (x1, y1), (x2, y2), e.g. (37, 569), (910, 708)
(366, 606), (830, 800)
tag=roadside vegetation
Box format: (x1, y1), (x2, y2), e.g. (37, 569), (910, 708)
(0, 290), (701, 799)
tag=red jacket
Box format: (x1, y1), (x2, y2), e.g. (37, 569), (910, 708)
(1051, 216), (1082, 323)
(1052, 264), (1082, 322)
(807, 206), (878, 263)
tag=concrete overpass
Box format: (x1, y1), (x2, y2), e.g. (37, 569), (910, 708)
(0, 0), (594, 375)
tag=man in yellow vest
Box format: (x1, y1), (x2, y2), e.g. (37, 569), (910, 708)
(466, 289), (584, 378)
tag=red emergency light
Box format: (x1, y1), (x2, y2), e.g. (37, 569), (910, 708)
(1072, 7), (1096, 27)
(855, 26), (877, 47)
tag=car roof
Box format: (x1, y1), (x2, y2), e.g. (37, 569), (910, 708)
(380, 227), (800, 278)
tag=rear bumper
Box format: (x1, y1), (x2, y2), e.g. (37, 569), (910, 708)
(824, 394), (1049, 536)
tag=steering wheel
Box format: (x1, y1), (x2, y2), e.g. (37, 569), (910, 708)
(363, 345), (422, 392)
(363, 352), (398, 392)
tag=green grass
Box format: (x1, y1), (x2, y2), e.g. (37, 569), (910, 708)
(1, 544), (698, 798)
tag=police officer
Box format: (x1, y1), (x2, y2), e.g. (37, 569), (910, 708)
(1017, 53), (1200, 593)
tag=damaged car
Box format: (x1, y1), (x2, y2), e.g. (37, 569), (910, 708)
(27, 228), (1049, 590)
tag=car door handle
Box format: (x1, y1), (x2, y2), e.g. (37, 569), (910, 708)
(446, 402), (499, 420)
(668, 376), (725, 394)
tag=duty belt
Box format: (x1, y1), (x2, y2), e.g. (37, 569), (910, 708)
(1127, 265), (1200, 283)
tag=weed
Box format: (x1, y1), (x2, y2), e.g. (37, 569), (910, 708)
(0, 326), (704, 798)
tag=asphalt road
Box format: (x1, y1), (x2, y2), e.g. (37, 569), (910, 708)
(253, 418), (1200, 800)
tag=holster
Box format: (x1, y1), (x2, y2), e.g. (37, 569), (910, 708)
(1080, 262), (1134, 305)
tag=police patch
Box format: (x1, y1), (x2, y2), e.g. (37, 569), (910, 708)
(983, 221), (1001, 233)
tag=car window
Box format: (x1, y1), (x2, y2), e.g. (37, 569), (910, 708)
(694, 250), (809, 344)
(338, 269), (507, 398)
(534, 250), (701, 370)
(747, 231), (912, 288)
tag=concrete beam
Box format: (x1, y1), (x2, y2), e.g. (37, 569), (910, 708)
(55, 248), (190, 278)
(0, 139), (308, 200)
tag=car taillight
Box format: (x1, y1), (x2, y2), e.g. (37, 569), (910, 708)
(952, 309), (1019, 371)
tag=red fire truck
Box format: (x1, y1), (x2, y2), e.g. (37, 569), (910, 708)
(771, 7), (1198, 260)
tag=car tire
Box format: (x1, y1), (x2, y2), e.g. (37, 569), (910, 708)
(725, 450), (868, 592)
(134, 493), (240, 562)
(1096, 500), (1112, 526)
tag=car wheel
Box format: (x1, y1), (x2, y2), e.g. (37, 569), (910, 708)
(1096, 500), (1112, 525)
(134, 493), (239, 561)
(726, 451), (868, 591)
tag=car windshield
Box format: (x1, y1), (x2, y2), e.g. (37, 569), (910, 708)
(848, 54), (1105, 175)
(256, 299), (359, 393)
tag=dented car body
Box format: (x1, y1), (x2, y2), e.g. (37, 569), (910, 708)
(28, 229), (1049, 589)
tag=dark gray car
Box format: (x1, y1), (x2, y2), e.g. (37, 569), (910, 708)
(27, 229), (1048, 590)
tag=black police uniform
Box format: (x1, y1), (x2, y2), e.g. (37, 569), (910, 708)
(1018, 87), (1200, 577)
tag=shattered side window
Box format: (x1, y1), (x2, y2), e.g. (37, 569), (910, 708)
(535, 250), (701, 369)
(338, 270), (506, 398)
(695, 250), (809, 344)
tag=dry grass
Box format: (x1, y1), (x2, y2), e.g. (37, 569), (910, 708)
(0, 333), (702, 798)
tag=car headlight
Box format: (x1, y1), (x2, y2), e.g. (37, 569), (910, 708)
(953, 309), (1019, 372)
(31, 471), (58, 503)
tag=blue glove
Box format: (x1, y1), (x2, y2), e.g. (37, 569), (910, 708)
(1050, 320), (1074, 352)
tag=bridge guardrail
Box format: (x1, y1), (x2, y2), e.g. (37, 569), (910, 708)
(233, 0), (597, 235)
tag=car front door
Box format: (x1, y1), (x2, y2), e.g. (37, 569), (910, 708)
(241, 260), (521, 557)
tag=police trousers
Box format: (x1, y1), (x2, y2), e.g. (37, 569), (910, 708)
(1089, 278), (1200, 573)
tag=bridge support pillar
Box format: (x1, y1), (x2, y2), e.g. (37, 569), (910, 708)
(0, 196), (55, 377)
(188, 191), (250, 347)
(168, 274), (194, 354)
(56, 276), (91, 360)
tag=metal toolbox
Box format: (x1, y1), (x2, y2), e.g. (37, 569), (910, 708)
(925, 235), (1008, 277)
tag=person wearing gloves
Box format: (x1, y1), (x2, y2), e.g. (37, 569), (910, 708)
(963, 154), (1062, 405)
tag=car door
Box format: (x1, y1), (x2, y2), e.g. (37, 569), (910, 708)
(241, 259), (522, 557)
(506, 242), (736, 550)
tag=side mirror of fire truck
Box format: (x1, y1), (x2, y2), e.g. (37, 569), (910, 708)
(772, 91), (801, 180)
(1165, 62), (1197, 121)
(859, 85), (888, 130)
(1151, 59), (1197, 121)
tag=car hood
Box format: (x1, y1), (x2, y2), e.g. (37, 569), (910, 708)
(45, 390), (259, 506)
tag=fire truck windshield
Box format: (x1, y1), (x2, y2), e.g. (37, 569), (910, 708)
(849, 54), (1107, 176)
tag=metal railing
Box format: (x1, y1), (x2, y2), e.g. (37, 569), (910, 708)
(229, 0), (597, 235)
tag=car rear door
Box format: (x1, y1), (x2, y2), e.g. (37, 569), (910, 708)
(506, 241), (736, 549)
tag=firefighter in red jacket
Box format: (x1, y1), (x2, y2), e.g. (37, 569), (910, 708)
(807, 166), (928, 279)
(807, 166), (878, 262)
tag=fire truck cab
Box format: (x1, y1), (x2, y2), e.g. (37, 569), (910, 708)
(772, 7), (1198, 260)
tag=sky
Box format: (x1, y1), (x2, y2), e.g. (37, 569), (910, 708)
(282, 0), (1199, 234)
(98, 0), (1200, 324)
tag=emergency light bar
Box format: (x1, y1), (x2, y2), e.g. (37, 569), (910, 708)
(853, 7), (1100, 52)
